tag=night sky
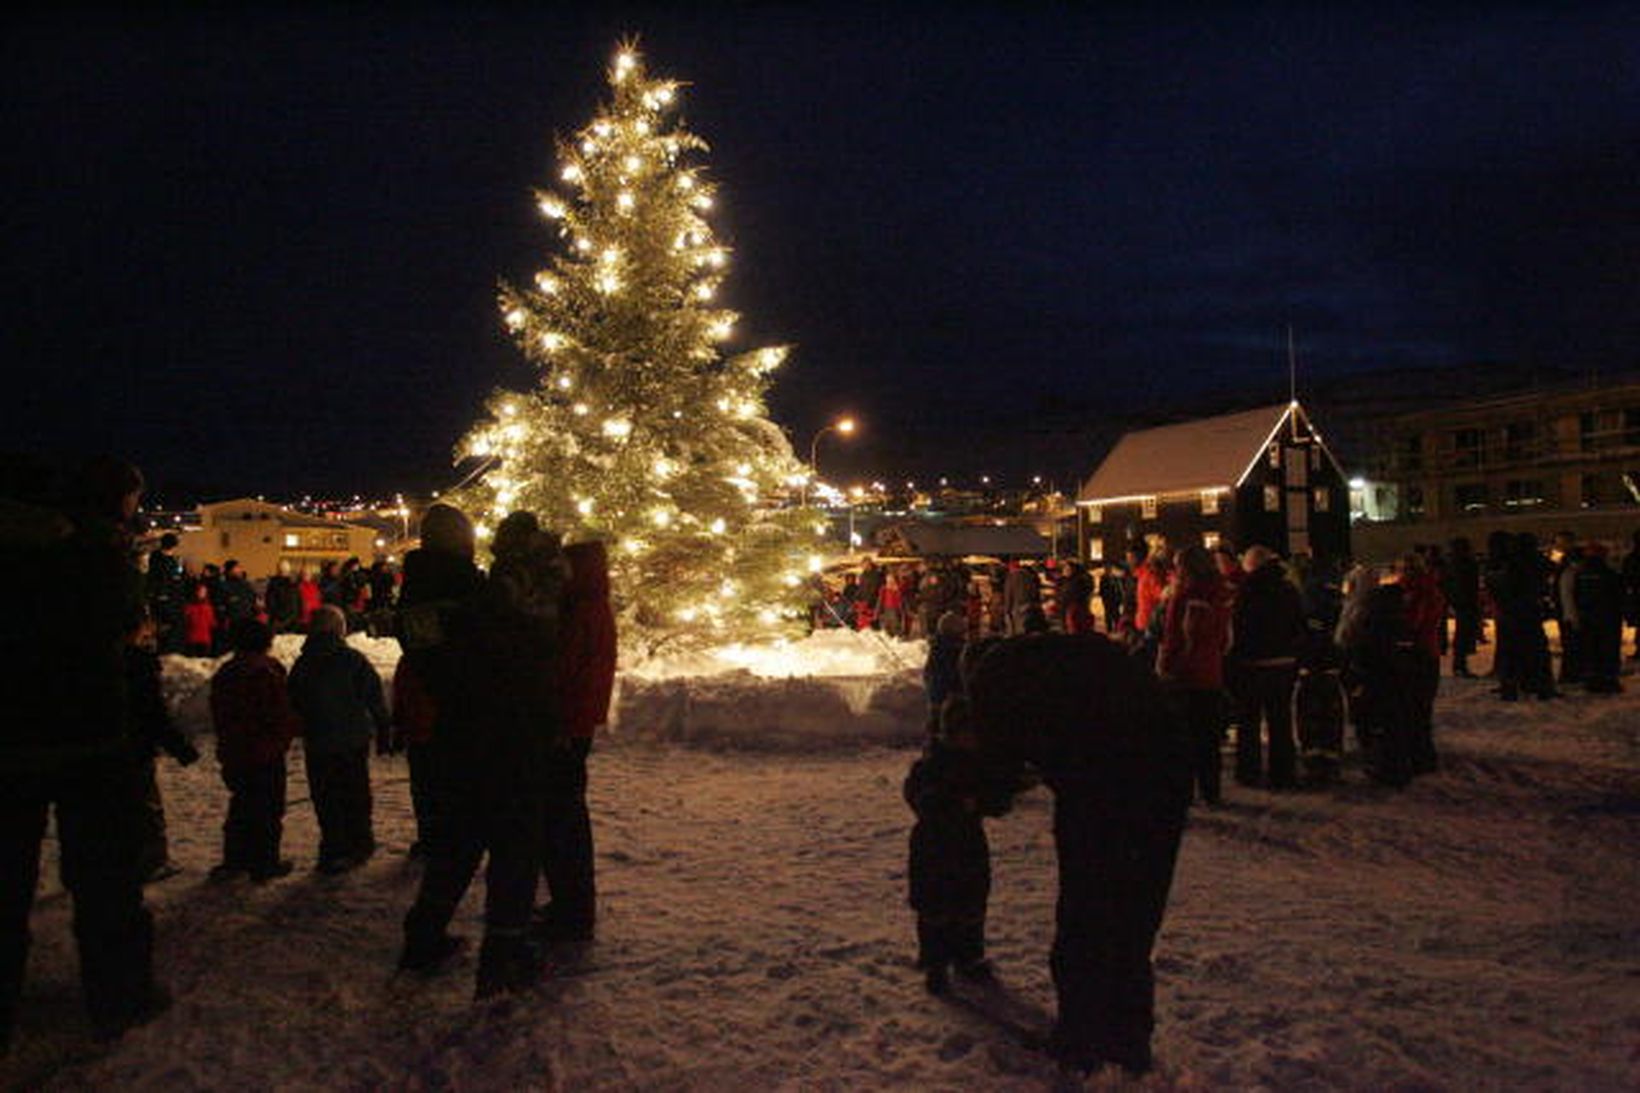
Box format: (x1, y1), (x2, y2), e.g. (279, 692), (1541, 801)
(4, 4), (1637, 500)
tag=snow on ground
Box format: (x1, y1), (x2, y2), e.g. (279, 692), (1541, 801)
(6, 638), (1640, 1090)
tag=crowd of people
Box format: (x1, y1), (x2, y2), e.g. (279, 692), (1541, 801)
(1, 457), (618, 1049)
(899, 526), (1640, 1075)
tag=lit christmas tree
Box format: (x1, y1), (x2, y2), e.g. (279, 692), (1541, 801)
(456, 44), (826, 649)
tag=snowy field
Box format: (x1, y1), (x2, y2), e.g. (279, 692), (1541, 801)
(6, 633), (1640, 1091)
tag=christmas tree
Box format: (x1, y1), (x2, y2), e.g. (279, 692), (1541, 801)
(456, 44), (825, 649)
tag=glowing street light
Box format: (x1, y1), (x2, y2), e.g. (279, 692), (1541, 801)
(804, 416), (857, 507)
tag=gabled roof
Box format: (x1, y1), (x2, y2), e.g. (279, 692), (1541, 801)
(198, 498), (371, 530)
(1079, 402), (1334, 503)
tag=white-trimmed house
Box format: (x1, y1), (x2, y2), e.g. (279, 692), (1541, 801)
(1075, 401), (1350, 563)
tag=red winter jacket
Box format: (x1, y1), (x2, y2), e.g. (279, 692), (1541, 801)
(182, 598), (217, 649)
(1157, 573), (1232, 690)
(1135, 558), (1169, 633)
(557, 541), (617, 740)
(1401, 571), (1446, 661)
(209, 651), (298, 771)
(297, 579), (322, 626)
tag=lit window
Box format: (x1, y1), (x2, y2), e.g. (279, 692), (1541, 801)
(1313, 487), (1330, 513)
(1140, 496), (1157, 519)
(1089, 537), (1103, 561)
(1263, 485), (1281, 512)
(1268, 443), (1281, 469)
(1200, 489), (1220, 516)
(1203, 531), (1221, 550)
(1086, 505), (1101, 524)
(283, 533), (300, 549)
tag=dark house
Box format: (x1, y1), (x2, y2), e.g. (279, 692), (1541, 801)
(1075, 401), (1349, 563)
(873, 520), (1049, 560)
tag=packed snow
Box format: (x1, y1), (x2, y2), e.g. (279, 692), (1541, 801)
(6, 634), (1639, 1090)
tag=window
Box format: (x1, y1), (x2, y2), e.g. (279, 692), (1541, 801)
(1452, 428), (1484, 469)
(1200, 490), (1220, 516)
(1086, 505), (1101, 525)
(1453, 483), (1488, 512)
(1312, 487), (1330, 513)
(1139, 496), (1157, 519)
(1504, 421), (1537, 462)
(1309, 447), (1322, 471)
(1088, 537), (1103, 562)
(1263, 484), (1281, 512)
(1203, 531), (1221, 550)
(1502, 480), (1545, 509)
(219, 531), (230, 549)
(1406, 485), (1425, 518)
(283, 532), (300, 549)
(329, 531), (349, 549)
(1267, 443), (1281, 469)
(1399, 435), (1423, 473)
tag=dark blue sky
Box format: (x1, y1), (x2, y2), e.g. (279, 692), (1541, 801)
(4, 3), (1637, 498)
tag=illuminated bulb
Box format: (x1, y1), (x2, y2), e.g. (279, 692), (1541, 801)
(653, 457), (674, 478)
(651, 509), (672, 528)
(735, 463), (751, 476)
(535, 272), (559, 294)
(576, 498), (594, 516)
(538, 197), (565, 219)
(503, 423), (525, 442)
(758, 609), (778, 625)
(807, 554), (824, 573)
(504, 307), (527, 331)
(623, 538), (645, 555)
(540, 331), (566, 352)
(600, 246), (620, 265)
(623, 155), (641, 173)
(573, 402), (589, 416)
(593, 121), (612, 137)
(616, 191), (634, 212)
(469, 437), (493, 457)
(783, 573), (801, 588)
(561, 163), (582, 183)
(709, 517), (726, 535)
(707, 249), (727, 268)
(501, 403), (517, 417)
(678, 174), (695, 191)
(580, 139), (596, 155)
(709, 318), (734, 340)
(755, 348), (783, 372)
(635, 119), (650, 135)
(692, 194), (714, 210)
(736, 401), (755, 419)
(694, 283), (714, 300)
(595, 272), (621, 295)
(718, 579), (737, 598)
(615, 51), (636, 74)
(657, 86), (674, 104)
(556, 374), (573, 390)
(676, 606), (698, 623)
(576, 238), (592, 253)
(602, 418), (633, 440)
(716, 398), (731, 412)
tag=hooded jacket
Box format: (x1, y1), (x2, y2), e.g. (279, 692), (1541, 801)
(558, 541), (617, 740)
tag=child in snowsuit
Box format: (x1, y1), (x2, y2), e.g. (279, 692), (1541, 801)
(124, 613), (200, 882)
(922, 611), (967, 737)
(180, 581), (217, 657)
(904, 695), (1010, 995)
(288, 605), (389, 873)
(208, 619), (298, 880)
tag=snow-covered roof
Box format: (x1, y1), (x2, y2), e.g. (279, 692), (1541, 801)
(1079, 403), (1295, 502)
(877, 521), (1049, 558)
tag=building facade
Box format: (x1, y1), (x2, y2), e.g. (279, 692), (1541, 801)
(178, 498), (380, 579)
(1351, 379), (1640, 560)
(1076, 401), (1350, 564)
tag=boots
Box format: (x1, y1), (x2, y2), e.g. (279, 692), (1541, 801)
(475, 934), (545, 1000)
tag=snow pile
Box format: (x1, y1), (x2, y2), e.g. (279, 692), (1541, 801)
(615, 630), (929, 751)
(159, 630), (932, 752)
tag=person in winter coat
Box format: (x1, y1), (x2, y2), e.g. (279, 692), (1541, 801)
(1622, 529), (1640, 662)
(534, 539), (616, 944)
(1060, 561), (1096, 634)
(857, 559), (886, 628)
(1227, 545), (1306, 790)
(400, 511), (565, 999)
(1002, 561), (1043, 636)
(1155, 547), (1231, 805)
(877, 568), (907, 638)
(208, 618), (299, 881)
(288, 604), (389, 873)
(1096, 563), (1124, 632)
(296, 566), (322, 630)
(263, 560), (300, 634)
(923, 611), (967, 734)
(124, 612), (201, 882)
(904, 695), (1013, 995)
(967, 633), (1191, 1076)
(181, 581), (217, 657)
(1, 456), (169, 1047)
(220, 559), (258, 633)
(1445, 537), (1482, 677)
(144, 532), (184, 652)
(1570, 542), (1624, 693)
(1340, 583), (1421, 787)
(1550, 532), (1582, 686)
(1397, 553), (1446, 776)
(392, 503), (486, 859)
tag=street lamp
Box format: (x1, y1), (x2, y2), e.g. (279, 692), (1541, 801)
(803, 416), (857, 507)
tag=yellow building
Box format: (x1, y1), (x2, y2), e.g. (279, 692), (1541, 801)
(178, 498), (380, 579)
